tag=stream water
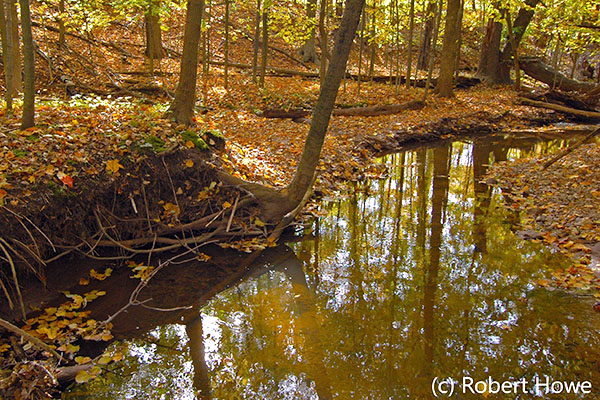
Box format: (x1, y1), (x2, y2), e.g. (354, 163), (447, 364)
(62, 132), (600, 399)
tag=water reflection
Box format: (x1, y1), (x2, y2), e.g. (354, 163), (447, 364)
(67, 135), (600, 399)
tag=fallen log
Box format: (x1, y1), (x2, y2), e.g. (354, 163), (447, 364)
(520, 90), (596, 111)
(520, 57), (597, 93)
(517, 97), (600, 120)
(263, 100), (425, 120)
(543, 126), (600, 169)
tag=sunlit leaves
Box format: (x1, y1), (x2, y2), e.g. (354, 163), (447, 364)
(105, 159), (123, 174)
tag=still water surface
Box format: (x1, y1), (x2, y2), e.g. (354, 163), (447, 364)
(65, 134), (600, 399)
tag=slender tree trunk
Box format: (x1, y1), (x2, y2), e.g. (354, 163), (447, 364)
(58, 0), (65, 45)
(224, 0), (229, 90)
(405, 0), (415, 87)
(357, 9), (365, 95)
(422, 0), (442, 101)
(166, 0), (204, 125)
(202, 0), (211, 101)
(453, 0), (464, 78)
(504, 10), (520, 91)
(417, 1), (435, 70)
(251, 0), (261, 82)
(285, 0), (365, 207)
(300, 0), (318, 62)
(20, 0), (35, 129)
(4, 0), (21, 111)
(145, 0), (163, 61)
(259, 3), (268, 88)
(368, 6), (376, 82)
(0, 1), (8, 109)
(436, 0), (460, 97)
(318, 0), (329, 82)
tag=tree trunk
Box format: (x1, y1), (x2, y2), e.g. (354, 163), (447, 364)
(300, 0), (318, 63)
(504, 9), (520, 91)
(251, 0), (261, 82)
(367, 6), (375, 82)
(417, 1), (435, 71)
(497, 0), (540, 83)
(166, 0), (204, 125)
(285, 0), (365, 208)
(58, 0), (65, 45)
(224, 0), (229, 90)
(259, 4), (268, 88)
(4, 0), (21, 111)
(318, 0), (329, 82)
(357, 9), (365, 95)
(436, 0), (461, 97)
(453, 0), (464, 78)
(475, 18), (503, 83)
(19, 0), (35, 129)
(422, 0), (442, 100)
(405, 0), (415, 87)
(144, 0), (163, 61)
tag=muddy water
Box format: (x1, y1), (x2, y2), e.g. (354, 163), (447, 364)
(64, 133), (600, 399)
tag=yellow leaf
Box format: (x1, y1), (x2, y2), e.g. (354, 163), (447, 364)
(254, 217), (265, 227)
(185, 140), (195, 148)
(112, 352), (123, 362)
(79, 278), (90, 286)
(105, 159), (123, 174)
(98, 354), (113, 365)
(185, 159), (194, 168)
(75, 356), (92, 365)
(75, 370), (92, 383)
(223, 201), (232, 209)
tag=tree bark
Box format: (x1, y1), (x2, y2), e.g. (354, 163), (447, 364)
(475, 18), (503, 83)
(405, 0), (415, 87)
(520, 57), (597, 93)
(4, 0), (21, 111)
(259, 4), (268, 88)
(251, 0), (261, 82)
(224, 0), (229, 90)
(422, 0), (442, 100)
(318, 0), (329, 82)
(417, 1), (435, 71)
(166, 0), (204, 125)
(144, 0), (163, 61)
(285, 0), (365, 208)
(436, 0), (461, 97)
(58, 0), (65, 45)
(300, 0), (318, 63)
(19, 0), (35, 129)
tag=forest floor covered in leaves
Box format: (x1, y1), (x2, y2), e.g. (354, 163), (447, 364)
(0, 80), (561, 267)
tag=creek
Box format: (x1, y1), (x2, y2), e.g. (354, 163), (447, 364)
(56, 130), (600, 399)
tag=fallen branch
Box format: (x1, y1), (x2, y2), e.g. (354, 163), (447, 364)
(263, 100), (425, 120)
(0, 318), (63, 361)
(517, 97), (600, 120)
(543, 126), (600, 169)
(520, 57), (597, 93)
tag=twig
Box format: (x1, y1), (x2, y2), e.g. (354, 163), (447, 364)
(0, 318), (63, 361)
(0, 238), (26, 320)
(226, 195), (239, 232)
(543, 126), (600, 169)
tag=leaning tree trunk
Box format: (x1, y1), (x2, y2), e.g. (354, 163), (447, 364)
(19, 0), (35, 129)
(497, 0), (540, 83)
(285, 0), (365, 208)
(437, 0), (461, 97)
(166, 0), (204, 125)
(145, 0), (164, 61)
(58, 0), (65, 45)
(475, 18), (504, 83)
(300, 0), (318, 63)
(417, 1), (435, 71)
